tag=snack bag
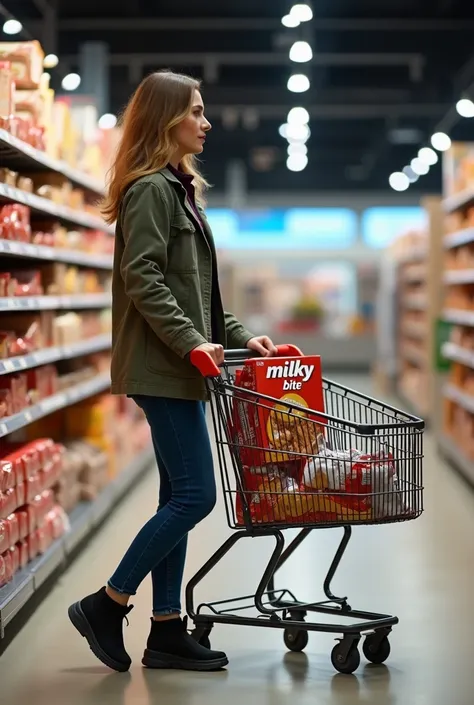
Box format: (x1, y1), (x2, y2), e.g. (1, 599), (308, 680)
(302, 442), (407, 521)
(234, 355), (325, 468)
(236, 459), (314, 525)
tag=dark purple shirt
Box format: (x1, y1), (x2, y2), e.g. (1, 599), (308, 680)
(167, 164), (219, 343)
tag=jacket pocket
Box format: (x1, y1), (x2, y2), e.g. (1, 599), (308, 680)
(169, 216), (198, 273)
(145, 324), (197, 379)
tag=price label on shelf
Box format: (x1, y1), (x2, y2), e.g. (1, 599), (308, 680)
(3, 360), (15, 372)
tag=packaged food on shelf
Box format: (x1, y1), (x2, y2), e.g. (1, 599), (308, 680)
(0, 549), (13, 587)
(0, 41), (44, 90)
(0, 60), (14, 120)
(0, 204), (32, 242)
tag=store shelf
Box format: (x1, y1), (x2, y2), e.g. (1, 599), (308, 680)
(444, 228), (474, 249)
(0, 129), (105, 197)
(0, 183), (113, 234)
(0, 239), (112, 269)
(402, 267), (426, 283)
(0, 334), (111, 376)
(439, 433), (474, 487)
(401, 322), (427, 339)
(400, 345), (425, 366)
(443, 309), (474, 326)
(403, 296), (427, 311)
(442, 342), (474, 369)
(443, 187), (474, 214)
(444, 383), (474, 414)
(0, 373), (111, 438)
(398, 249), (428, 264)
(0, 446), (154, 637)
(443, 269), (474, 285)
(398, 386), (427, 419)
(0, 293), (111, 311)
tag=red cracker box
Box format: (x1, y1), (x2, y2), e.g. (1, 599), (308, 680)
(235, 355), (325, 468)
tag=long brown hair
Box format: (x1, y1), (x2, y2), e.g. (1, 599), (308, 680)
(101, 70), (209, 224)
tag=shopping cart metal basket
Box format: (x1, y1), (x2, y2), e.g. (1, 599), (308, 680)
(185, 345), (424, 674)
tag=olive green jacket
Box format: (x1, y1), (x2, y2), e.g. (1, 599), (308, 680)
(110, 168), (253, 401)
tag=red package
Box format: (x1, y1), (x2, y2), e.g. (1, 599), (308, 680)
(17, 539), (28, 569)
(0, 517), (10, 553)
(36, 523), (52, 555)
(234, 355), (325, 468)
(0, 549), (13, 586)
(0, 487), (16, 518)
(8, 544), (19, 575)
(16, 481), (26, 508)
(47, 506), (66, 540)
(6, 512), (19, 545)
(14, 509), (28, 539)
(0, 459), (15, 491)
(2, 443), (41, 481)
(17, 505), (36, 536)
(26, 530), (38, 561)
(24, 474), (40, 503)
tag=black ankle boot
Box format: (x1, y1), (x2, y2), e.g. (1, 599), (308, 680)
(68, 587), (133, 672)
(142, 616), (228, 671)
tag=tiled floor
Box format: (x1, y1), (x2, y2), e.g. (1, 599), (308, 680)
(1, 376), (474, 705)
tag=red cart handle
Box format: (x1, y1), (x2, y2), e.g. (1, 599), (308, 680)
(190, 343), (303, 378)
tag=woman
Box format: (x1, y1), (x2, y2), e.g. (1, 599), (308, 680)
(68, 70), (277, 673)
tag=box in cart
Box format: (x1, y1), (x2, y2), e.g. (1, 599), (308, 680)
(234, 355), (325, 468)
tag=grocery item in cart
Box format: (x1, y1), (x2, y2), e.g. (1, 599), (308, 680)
(234, 355), (325, 466)
(236, 460), (309, 525)
(302, 440), (408, 519)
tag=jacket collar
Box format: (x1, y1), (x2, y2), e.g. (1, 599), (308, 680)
(158, 167), (182, 184)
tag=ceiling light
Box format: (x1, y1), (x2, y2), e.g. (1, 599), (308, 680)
(98, 113), (117, 130)
(287, 107), (310, 125)
(290, 4), (313, 22)
(43, 54), (59, 69)
(3, 19), (22, 35)
(431, 132), (451, 152)
(289, 41), (313, 63)
(287, 73), (310, 93)
(286, 123), (311, 142)
(456, 98), (474, 118)
(418, 147), (438, 166)
(288, 143), (308, 156)
(403, 166), (419, 183)
(287, 154), (308, 172)
(279, 123), (289, 138)
(411, 157), (430, 176)
(61, 73), (81, 91)
(389, 172), (410, 192)
(282, 14), (300, 28)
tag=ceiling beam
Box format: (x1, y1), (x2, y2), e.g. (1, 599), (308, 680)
(63, 50), (424, 70)
(189, 104), (447, 120)
(28, 17), (474, 32)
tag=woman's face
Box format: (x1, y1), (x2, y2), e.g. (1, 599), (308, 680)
(173, 90), (212, 156)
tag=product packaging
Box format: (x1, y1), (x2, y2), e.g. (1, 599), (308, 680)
(234, 355), (325, 468)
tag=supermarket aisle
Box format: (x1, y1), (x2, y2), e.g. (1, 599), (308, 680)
(1, 376), (474, 705)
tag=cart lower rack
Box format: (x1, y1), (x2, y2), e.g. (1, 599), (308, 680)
(186, 345), (424, 674)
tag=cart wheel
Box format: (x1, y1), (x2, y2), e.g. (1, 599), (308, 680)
(284, 628), (308, 652)
(331, 643), (361, 674)
(363, 634), (391, 664)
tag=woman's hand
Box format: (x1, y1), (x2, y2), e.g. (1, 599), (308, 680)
(193, 342), (225, 366)
(246, 336), (278, 357)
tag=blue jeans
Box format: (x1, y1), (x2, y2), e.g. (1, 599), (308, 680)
(108, 396), (216, 615)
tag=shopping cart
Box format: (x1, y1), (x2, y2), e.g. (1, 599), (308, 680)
(185, 345), (424, 674)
